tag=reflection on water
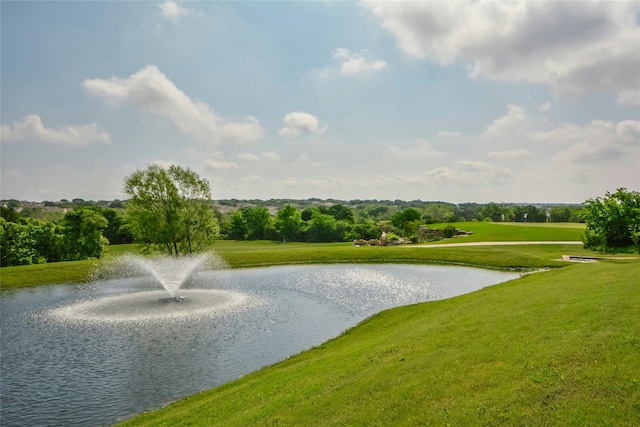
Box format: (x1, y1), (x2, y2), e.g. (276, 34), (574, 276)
(0, 264), (518, 427)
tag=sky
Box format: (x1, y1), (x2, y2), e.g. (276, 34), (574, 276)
(1, 1), (639, 204)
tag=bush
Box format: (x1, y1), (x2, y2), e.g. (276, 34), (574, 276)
(443, 225), (457, 238)
(582, 188), (640, 252)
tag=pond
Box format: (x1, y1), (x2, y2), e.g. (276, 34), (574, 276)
(0, 264), (519, 426)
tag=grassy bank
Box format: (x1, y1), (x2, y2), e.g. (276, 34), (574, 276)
(1, 242), (598, 290)
(0, 222), (619, 291)
(121, 261), (639, 426)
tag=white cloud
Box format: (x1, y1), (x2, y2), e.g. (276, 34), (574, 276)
(387, 138), (444, 158)
(488, 149), (534, 159)
(304, 177), (349, 189)
(539, 119), (640, 165)
(0, 114), (110, 146)
(538, 102), (551, 112)
(437, 130), (460, 137)
(240, 175), (265, 184)
(362, 1), (640, 99)
(616, 88), (640, 106)
(278, 111), (327, 138)
(261, 151), (281, 161)
(238, 152), (260, 161)
(332, 47), (387, 76)
(203, 159), (240, 171)
(278, 177), (299, 188)
(481, 104), (529, 137)
(158, 1), (191, 22)
(82, 65), (264, 145)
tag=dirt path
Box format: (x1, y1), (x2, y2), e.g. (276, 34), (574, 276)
(407, 241), (583, 248)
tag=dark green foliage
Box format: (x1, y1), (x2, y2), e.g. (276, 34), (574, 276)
(275, 204), (303, 241)
(550, 206), (572, 222)
(1, 206), (22, 222)
(0, 208), (109, 266)
(443, 224), (456, 238)
(391, 208), (422, 237)
(100, 208), (134, 245)
(228, 207), (275, 240)
(243, 207), (274, 240)
(327, 204), (354, 222)
(479, 202), (508, 222)
(60, 207), (109, 260)
(306, 211), (339, 242)
(582, 188), (640, 252)
(1, 218), (53, 266)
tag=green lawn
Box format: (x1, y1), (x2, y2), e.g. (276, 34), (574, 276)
(120, 261), (640, 426)
(426, 221), (585, 242)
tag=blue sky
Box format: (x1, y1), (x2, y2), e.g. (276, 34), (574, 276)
(2, 1), (639, 203)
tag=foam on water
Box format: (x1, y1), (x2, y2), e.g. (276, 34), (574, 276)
(49, 289), (252, 324)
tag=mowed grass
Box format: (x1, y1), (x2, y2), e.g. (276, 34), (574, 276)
(120, 261), (640, 426)
(426, 221), (585, 242)
(0, 222), (622, 291)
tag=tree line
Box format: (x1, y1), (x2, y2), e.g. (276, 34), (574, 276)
(3, 164), (636, 267)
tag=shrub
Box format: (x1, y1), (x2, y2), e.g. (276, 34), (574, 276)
(443, 225), (457, 238)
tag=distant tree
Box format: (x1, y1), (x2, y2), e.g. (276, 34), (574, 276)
(123, 164), (219, 255)
(346, 220), (380, 241)
(367, 205), (390, 219)
(1, 206), (22, 223)
(301, 207), (317, 222)
(1, 218), (60, 266)
(513, 205), (544, 222)
(582, 188), (640, 252)
(228, 210), (248, 240)
(100, 208), (134, 245)
(60, 207), (109, 260)
(550, 206), (572, 222)
(479, 202), (509, 222)
(275, 205), (303, 242)
(306, 211), (339, 242)
(423, 203), (455, 223)
(244, 207), (274, 240)
(328, 204), (354, 222)
(455, 203), (482, 221)
(391, 208), (422, 237)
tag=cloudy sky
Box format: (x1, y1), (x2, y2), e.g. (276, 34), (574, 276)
(1, 1), (639, 203)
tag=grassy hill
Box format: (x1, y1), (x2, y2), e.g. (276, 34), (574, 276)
(120, 261), (639, 426)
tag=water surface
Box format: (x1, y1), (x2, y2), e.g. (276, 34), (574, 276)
(1, 264), (518, 426)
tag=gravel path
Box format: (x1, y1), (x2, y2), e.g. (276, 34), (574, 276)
(407, 241), (583, 248)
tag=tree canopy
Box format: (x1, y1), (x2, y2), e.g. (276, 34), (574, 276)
(123, 164), (219, 255)
(582, 188), (640, 252)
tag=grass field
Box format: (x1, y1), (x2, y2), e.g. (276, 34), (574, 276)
(0, 222), (623, 291)
(2, 221), (639, 425)
(120, 262), (640, 426)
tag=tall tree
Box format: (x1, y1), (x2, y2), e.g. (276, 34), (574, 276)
(123, 164), (219, 255)
(60, 207), (109, 260)
(275, 204), (303, 241)
(390, 208), (422, 237)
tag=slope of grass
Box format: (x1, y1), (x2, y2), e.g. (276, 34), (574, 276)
(427, 221), (585, 242)
(120, 261), (640, 426)
(0, 220), (628, 291)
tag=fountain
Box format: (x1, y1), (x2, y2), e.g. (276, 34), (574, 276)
(122, 253), (211, 301)
(50, 251), (251, 324)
